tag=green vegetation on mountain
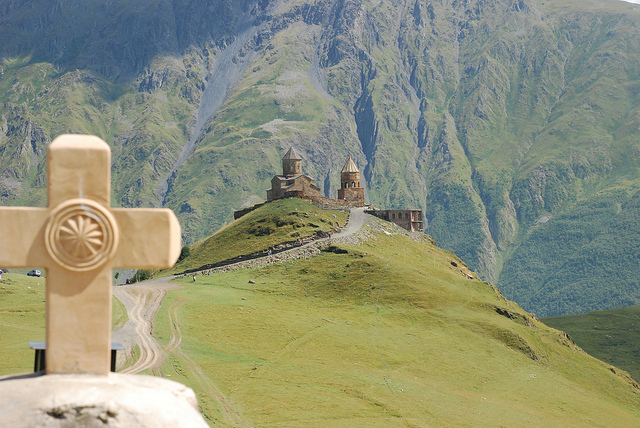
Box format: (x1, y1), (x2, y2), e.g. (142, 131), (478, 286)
(543, 304), (640, 382)
(151, 215), (640, 426)
(4, 0), (640, 315)
(0, 53), (202, 209)
(168, 198), (347, 273)
(501, 191), (640, 316)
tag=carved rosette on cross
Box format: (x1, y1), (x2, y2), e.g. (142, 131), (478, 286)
(45, 198), (119, 272)
(0, 135), (181, 375)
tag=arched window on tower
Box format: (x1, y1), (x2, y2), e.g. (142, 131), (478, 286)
(352, 181), (355, 187)
(392, 213), (396, 219)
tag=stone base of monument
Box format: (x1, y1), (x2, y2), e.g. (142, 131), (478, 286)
(0, 372), (208, 427)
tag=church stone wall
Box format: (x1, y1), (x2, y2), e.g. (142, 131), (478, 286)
(369, 209), (424, 232)
(337, 187), (365, 205)
(268, 175), (322, 202)
(283, 159), (302, 176)
(285, 176), (321, 199)
(341, 171), (360, 188)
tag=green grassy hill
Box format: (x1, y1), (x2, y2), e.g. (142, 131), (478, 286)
(146, 203), (640, 426)
(168, 198), (348, 274)
(3, 200), (640, 425)
(543, 305), (640, 383)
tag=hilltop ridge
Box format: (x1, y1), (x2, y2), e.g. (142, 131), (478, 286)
(3, 198), (640, 425)
(150, 199), (640, 426)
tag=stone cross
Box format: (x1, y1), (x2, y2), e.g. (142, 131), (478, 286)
(0, 135), (181, 375)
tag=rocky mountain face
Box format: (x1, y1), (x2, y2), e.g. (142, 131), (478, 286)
(2, 0), (640, 316)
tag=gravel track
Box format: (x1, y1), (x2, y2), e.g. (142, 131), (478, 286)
(112, 278), (178, 374)
(112, 207), (372, 424)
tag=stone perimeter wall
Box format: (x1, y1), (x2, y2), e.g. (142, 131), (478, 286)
(177, 229), (332, 275)
(180, 230), (361, 276)
(234, 196), (360, 220)
(179, 211), (355, 275)
(178, 217), (434, 277)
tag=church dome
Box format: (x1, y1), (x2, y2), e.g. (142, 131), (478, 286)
(341, 156), (359, 173)
(282, 147), (302, 160)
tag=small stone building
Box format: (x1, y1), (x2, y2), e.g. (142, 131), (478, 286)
(266, 147), (322, 202)
(337, 156), (365, 206)
(370, 209), (424, 232)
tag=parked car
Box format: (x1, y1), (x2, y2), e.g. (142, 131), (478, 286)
(27, 270), (41, 277)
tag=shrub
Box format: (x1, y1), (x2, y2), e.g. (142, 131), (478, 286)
(130, 269), (152, 284)
(177, 245), (191, 263)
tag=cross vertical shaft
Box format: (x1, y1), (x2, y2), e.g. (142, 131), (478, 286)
(0, 134), (181, 375)
(45, 137), (115, 374)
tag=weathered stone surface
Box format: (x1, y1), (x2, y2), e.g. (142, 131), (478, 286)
(0, 373), (208, 427)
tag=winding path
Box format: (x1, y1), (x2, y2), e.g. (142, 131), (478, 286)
(111, 207), (371, 424)
(332, 207), (369, 239)
(112, 278), (176, 375)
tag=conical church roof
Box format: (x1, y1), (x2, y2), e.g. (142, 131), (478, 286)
(341, 156), (359, 173)
(282, 147), (302, 160)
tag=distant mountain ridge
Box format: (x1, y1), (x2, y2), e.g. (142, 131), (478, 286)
(2, 0), (640, 316)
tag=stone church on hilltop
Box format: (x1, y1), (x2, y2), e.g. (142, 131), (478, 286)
(266, 147), (365, 206)
(262, 147), (423, 232)
(266, 147), (323, 202)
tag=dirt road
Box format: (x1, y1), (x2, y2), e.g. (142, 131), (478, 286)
(113, 277), (253, 426)
(112, 277), (178, 374)
(112, 207), (371, 424)
(113, 207), (371, 371)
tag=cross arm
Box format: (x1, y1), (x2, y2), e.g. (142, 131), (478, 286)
(0, 207), (50, 267)
(111, 208), (181, 269)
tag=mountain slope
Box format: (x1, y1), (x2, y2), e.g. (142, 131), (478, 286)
(149, 204), (640, 426)
(5, 200), (640, 425)
(3, 0), (640, 315)
(543, 304), (640, 382)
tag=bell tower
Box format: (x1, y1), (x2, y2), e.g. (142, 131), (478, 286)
(282, 147), (302, 176)
(337, 156), (364, 205)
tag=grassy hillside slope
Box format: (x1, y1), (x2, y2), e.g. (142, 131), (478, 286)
(151, 213), (640, 426)
(543, 305), (640, 382)
(169, 198), (348, 274)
